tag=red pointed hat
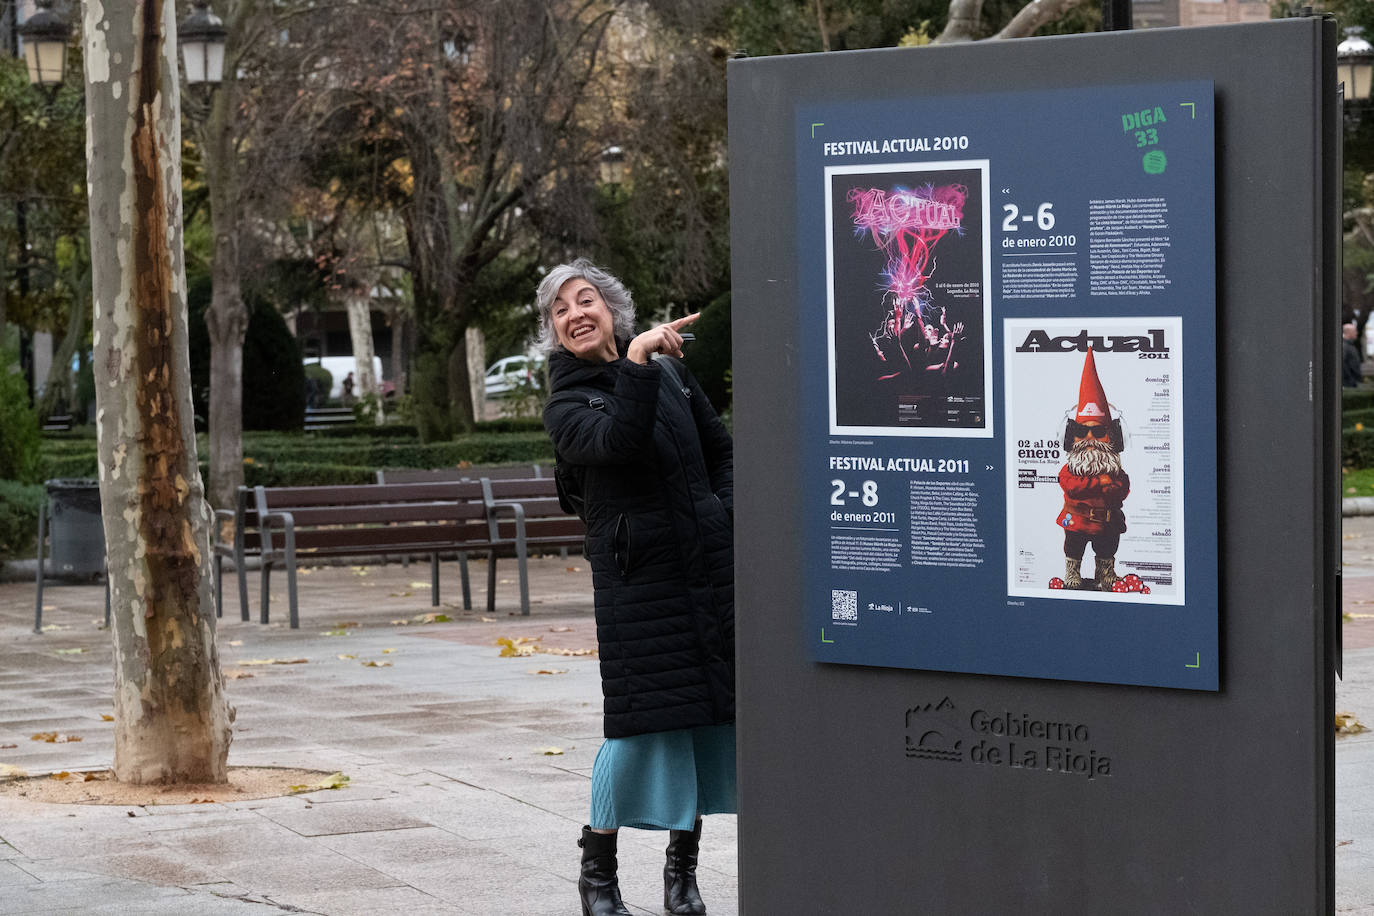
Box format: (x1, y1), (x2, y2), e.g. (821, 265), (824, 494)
(1075, 347), (1112, 425)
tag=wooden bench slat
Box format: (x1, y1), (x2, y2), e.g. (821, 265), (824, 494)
(289, 523), (491, 551)
(277, 502), (489, 526)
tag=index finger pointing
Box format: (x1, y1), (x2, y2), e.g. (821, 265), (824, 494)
(668, 313), (701, 330)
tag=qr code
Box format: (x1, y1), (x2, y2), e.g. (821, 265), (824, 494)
(831, 589), (858, 621)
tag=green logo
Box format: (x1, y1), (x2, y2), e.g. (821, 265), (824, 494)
(1142, 150), (1167, 175)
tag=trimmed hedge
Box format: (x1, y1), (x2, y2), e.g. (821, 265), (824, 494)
(41, 429), (557, 489)
(1345, 388), (1374, 412)
(0, 479), (43, 565)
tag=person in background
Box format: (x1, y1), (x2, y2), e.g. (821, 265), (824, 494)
(537, 258), (735, 916)
(341, 371), (355, 405)
(1344, 322), (1363, 389)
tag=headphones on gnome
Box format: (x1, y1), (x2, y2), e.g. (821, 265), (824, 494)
(1062, 418), (1124, 454)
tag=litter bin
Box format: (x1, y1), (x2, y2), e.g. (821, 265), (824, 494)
(35, 478), (108, 633)
(46, 479), (104, 576)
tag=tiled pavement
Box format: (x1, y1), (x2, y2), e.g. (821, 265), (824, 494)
(0, 526), (1371, 914)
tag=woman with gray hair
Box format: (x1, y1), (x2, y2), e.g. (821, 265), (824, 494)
(539, 258), (735, 916)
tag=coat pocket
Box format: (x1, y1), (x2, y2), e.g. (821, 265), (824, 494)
(613, 513), (632, 577)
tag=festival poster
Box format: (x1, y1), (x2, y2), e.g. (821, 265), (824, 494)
(826, 162), (993, 437)
(795, 80), (1218, 689)
(1004, 317), (1185, 605)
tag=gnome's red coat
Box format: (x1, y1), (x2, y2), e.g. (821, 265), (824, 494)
(1057, 467), (1129, 535)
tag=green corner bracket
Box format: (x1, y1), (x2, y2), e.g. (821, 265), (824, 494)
(1180, 102), (1196, 119)
(820, 628), (835, 644)
(811, 122), (825, 138)
(1186, 652), (1200, 668)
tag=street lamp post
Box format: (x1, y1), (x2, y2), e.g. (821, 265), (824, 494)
(178, 0), (228, 88)
(599, 146), (627, 187)
(17, 0), (71, 92)
(13, 0), (72, 406)
(1340, 32), (1374, 105)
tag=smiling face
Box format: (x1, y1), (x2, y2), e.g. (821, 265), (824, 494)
(552, 277), (619, 363)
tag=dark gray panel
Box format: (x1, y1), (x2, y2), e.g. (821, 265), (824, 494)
(729, 19), (1336, 914)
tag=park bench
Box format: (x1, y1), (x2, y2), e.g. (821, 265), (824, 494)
(41, 414), (73, 433)
(375, 466), (548, 570)
(245, 481), (499, 628)
(303, 406), (356, 431)
(212, 486), (255, 623)
(481, 477), (587, 616)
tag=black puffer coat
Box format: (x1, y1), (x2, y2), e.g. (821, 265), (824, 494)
(544, 345), (735, 739)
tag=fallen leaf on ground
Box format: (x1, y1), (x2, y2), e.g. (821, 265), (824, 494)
(390, 619), (411, 626)
(565, 566), (581, 573)
(382, 648), (396, 654)
(288, 772), (349, 793)
(497, 636), (541, 657)
(0, 764), (27, 779)
(530, 668), (568, 675)
(30, 732), (81, 743)
(41, 605), (56, 611)
(548, 626), (573, 633)
(100, 715), (113, 722)
(83, 772), (97, 782)
(337, 654), (357, 660)
(540, 647), (597, 657)
(537, 747), (564, 756)
(41, 624), (68, 632)
(407, 582), (432, 590)
(227, 640), (243, 646)
(225, 671), (254, 680)
(335, 621), (360, 628)
(1336, 711), (1369, 735)
(55, 648), (87, 655)
(413, 613), (451, 624)
(361, 660), (392, 668)
(237, 658), (308, 666)
(50, 771), (71, 780)
(188, 798), (215, 804)
(389, 591), (413, 598)
(322, 629), (352, 637)
(0, 744), (15, 749)
(480, 617), (497, 623)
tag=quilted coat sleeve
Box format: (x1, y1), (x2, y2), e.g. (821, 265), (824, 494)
(681, 361), (734, 513)
(544, 359), (662, 466)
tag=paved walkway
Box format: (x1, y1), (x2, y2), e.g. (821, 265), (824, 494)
(0, 528), (1371, 914)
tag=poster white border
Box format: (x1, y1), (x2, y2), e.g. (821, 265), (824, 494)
(1003, 315), (1186, 605)
(824, 160), (994, 439)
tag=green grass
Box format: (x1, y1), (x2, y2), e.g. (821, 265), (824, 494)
(1342, 466), (1374, 497)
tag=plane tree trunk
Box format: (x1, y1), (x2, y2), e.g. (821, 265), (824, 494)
(83, 0), (234, 785)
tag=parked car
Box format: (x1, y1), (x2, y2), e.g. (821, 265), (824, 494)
(484, 354), (543, 398)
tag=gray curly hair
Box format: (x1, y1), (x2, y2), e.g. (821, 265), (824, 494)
(533, 258), (636, 356)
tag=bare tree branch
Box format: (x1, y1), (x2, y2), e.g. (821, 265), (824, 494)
(995, 0), (1091, 39)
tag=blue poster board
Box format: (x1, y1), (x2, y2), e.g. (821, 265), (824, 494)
(798, 81), (1218, 689)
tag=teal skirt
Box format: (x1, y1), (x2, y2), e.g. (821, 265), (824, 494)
(589, 723), (737, 831)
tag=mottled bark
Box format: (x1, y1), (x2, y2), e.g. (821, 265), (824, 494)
(994, 0), (1090, 38)
(344, 290), (378, 397)
(84, 0), (234, 785)
(465, 325), (486, 410)
(936, 0), (984, 42)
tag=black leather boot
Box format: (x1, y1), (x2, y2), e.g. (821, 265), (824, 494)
(664, 819), (706, 915)
(579, 826), (631, 916)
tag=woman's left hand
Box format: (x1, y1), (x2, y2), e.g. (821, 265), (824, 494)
(626, 313), (700, 365)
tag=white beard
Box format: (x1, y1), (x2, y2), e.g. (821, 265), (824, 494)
(1065, 437), (1123, 477)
